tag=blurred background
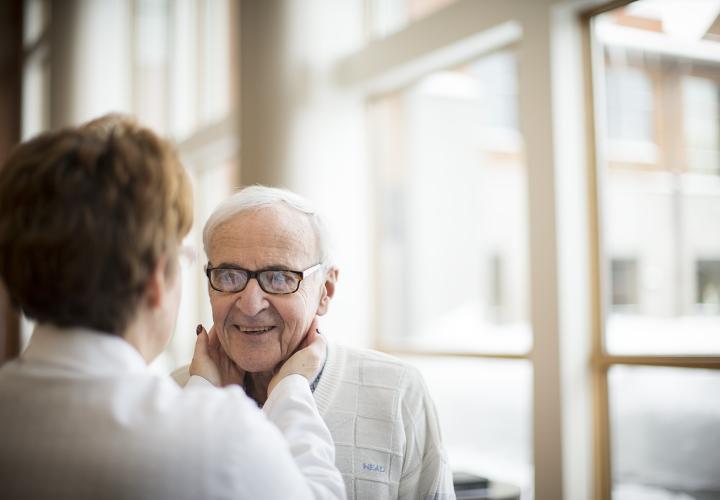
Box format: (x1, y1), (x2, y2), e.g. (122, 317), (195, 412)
(0, 1), (719, 499)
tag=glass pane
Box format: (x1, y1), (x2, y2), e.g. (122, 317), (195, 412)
(609, 365), (720, 500)
(371, 50), (530, 354)
(169, 0), (199, 140)
(135, 0), (169, 133)
(400, 356), (532, 498)
(21, 57), (49, 140)
(23, 0), (48, 47)
(200, 0), (232, 126)
(593, 2), (720, 355)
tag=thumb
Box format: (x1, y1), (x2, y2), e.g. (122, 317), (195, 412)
(190, 324), (222, 386)
(194, 325), (210, 358)
(191, 324), (213, 373)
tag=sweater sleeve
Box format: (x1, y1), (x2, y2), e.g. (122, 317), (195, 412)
(398, 367), (456, 500)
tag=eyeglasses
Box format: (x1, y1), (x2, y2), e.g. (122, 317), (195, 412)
(205, 263), (323, 294)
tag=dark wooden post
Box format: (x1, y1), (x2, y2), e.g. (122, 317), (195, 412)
(0, 0), (23, 363)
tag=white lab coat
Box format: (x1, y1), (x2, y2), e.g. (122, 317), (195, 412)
(0, 324), (346, 500)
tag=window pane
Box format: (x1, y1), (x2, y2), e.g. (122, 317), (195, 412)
(21, 56), (49, 140)
(683, 76), (720, 175)
(605, 65), (655, 144)
(169, 0), (199, 139)
(609, 365), (720, 500)
(594, 2), (720, 355)
(611, 258), (639, 310)
(400, 356), (532, 498)
(135, 0), (169, 133)
(371, 50), (530, 354)
(200, 0), (232, 126)
(23, 0), (48, 47)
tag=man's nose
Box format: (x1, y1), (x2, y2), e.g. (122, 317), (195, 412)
(233, 278), (269, 316)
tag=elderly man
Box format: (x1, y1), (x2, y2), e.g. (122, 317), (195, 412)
(174, 185), (455, 499)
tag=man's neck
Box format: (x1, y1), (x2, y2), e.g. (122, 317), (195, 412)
(244, 371), (275, 406)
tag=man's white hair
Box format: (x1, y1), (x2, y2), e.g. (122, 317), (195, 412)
(203, 185), (332, 265)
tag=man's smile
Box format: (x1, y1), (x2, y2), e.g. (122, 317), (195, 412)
(232, 324), (277, 336)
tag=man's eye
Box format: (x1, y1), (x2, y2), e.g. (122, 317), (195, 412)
(219, 270), (245, 287)
(265, 271), (297, 290)
(270, 272), (293, 285)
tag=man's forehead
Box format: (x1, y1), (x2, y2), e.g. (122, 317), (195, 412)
(209, 206), (317, 261)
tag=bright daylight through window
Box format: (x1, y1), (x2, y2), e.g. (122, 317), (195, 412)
(592, 1), (720, 499)
(371, 47), (531, 495)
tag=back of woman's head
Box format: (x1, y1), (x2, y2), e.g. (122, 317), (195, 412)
(0, 114), (193, 335)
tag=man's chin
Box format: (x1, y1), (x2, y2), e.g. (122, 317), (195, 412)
(229, 355), (281, 375)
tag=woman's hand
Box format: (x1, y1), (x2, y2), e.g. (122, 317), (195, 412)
(267, 318), (326, 395)
(190, 324), (246, 387)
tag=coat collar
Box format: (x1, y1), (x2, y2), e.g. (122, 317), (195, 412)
(21, 323), (148, 376)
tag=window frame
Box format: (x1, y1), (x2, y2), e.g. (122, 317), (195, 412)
(358, 1), (720, 499)
(582, 2), (720, 499)
(348, 1), (572, 498)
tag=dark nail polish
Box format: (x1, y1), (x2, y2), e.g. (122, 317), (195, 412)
(196, 324), (202, 336)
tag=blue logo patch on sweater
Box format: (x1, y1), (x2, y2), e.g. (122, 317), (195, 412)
(362, 463), (385, 473)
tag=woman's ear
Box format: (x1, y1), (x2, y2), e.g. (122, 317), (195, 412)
(144, 257), (168, 309)
(316, 266), (338, 316)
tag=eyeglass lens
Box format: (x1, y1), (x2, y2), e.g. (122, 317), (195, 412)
(210, 268), (301, 294)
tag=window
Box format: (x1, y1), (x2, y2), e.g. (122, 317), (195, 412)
(682, 76), (720, 175)
(605, 66), (655, 143)
(610, 258), (638, 311)
(595, 3), (720, 357)
(134, 0), (169, 133)
(371, 49), (529, 355)
(696, 260), (720, 313)
(21, 0), (50, 141)
(591, 2), (720, 498)
(402, 356), (532, 489)
(370, 47), (532, 494)
(608, 366), (720, 500)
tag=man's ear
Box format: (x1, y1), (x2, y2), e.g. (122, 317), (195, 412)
(316, 266), (338, 316)
(144, 257), (168, 309)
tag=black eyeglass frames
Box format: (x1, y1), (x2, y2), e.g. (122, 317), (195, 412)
(205, 263), (323, 294)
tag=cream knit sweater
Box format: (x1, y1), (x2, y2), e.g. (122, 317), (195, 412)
(314, 342), (455, 500)
(172, 341), (455, 500)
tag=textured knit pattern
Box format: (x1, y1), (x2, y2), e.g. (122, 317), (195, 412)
(313, 343), (455, 500)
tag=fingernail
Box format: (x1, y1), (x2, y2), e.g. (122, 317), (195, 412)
(196, 324), (202, 336)
(316, 329), (321, 335)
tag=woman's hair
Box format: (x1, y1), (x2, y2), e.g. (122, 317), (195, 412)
(0, 114), (193, 335)
(203, 185), (331, 265)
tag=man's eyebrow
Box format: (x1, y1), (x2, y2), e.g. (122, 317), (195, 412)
(211, 262), (295, 272)
(261, 265), (297, 272)
(211, 262), (245, 269)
